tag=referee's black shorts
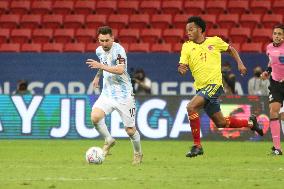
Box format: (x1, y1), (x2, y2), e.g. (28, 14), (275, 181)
(268, 77), (284, 106)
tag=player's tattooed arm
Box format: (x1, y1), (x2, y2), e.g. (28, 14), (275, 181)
(226, 45), (247, 76)
(93, 69), (102, 88)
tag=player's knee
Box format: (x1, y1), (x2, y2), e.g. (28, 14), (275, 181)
(186, 103), (197, 114)
(125, 127), (136, 136)
(91, 113), (101, 124)
(270, 109), (279, 119)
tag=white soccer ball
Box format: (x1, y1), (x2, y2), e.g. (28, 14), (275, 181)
(85, 147), (105, 164)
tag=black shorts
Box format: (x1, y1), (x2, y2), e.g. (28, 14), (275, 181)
(268, 77), (284, 105)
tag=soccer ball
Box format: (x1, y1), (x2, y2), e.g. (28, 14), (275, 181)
(85, 147), (105, 164)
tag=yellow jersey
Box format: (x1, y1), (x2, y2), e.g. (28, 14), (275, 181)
(179, 36), (229, 90)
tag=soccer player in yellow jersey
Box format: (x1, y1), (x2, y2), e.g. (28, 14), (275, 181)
(178, 16), (264, 158)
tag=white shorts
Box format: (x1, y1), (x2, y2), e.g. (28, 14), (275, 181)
(92, 95), (136, 128)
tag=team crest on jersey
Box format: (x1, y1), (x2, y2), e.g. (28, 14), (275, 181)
(208, 45), (214, 51)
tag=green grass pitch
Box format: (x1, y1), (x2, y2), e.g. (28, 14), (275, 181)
(0, 140), (283, 189)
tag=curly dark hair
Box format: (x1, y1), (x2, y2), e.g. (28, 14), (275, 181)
(187, 16), (206, 33)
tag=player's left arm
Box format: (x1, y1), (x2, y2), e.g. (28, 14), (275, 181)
(226, 45), (247, 76)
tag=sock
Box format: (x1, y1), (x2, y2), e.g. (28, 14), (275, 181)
(188, 112), (201, 147)
(94, 118), (113, 143)
(281, 120), (284, 135)
(225, 117), (249, 128)
(270, 119), (281, 150)
(129, 130), (142, 153)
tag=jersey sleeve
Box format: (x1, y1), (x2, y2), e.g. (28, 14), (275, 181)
(214, 36), (229, 52)
(179, 43), (190, 65)
(115, 45), (127, 66)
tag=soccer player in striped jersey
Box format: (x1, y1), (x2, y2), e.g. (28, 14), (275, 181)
(178, 16), (263, 158)
(261, 24), (284, 155)
(86, 26), (142, 164)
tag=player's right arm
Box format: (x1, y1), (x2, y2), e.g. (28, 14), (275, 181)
(261, 57), (271, 80)
(178, 43), (189, 75)
(93, 69), (102, 88)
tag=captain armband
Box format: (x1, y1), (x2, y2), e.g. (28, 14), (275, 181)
(266, 67), (272, 74)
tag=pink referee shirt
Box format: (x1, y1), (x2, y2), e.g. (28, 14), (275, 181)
(266, 42), (284, 82)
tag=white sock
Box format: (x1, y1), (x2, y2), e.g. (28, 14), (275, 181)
(130, 130), (142, 154)
(281, 120), (284, 135)
(94, 118), (113, 143)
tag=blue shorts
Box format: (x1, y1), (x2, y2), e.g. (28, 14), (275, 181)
(196, 84), (224, 117)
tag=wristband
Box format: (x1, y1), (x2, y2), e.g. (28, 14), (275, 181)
(266, 67), (272, 74)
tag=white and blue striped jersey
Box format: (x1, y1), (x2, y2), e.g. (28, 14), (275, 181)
(96, 42), (133, 101)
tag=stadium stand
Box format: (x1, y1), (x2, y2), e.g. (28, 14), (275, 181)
(151, 43), (172, 53)
(73, 0), (95, 15)
(0, 0), (282, 53)
(21, 43), (42, 52)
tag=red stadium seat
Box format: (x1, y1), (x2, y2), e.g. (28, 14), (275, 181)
(107, 14), (129, 30)
(230, 43), (241, 52)
(120, 43), (129, 52)
(30, 1), (52, 14)
(227, 1), (249, 14)
(201, 14), (217, 29)
(128, 43), (150, 52)
(0, 29), (10, 44)
(21, 15), (42, 29)
(75, 29), (96, 43)
(129, 14), (150, 29)
(161, 1), (183, 14)
(229, 27), (251, 43)
(139, 1), (161, 15)
(241, 42), (263, 52)
(252, 28), (272, 43)
(239, 14), (261, 29)
(218, 14), (239, 28)
(85, 15), (107, 29)
(42, 15), (63, 29)
(272, 0), (284, 14)
(207, 28), (229, 41)
(74, 0), (95, 15)
(140, 28), (162, 43)
(21, 43), (42, 52)
(10, 29), (31, 44)
(118, 29), (139, 43)
(53, 29), (74, 43)
(173, 14), (190, 29)
(163, 29), (184, 44)
(183, 0), (205, 15)
(0, 1), (9, 14)
(10, 1), (30, 15)
(42, 43), (63, 52)
(262, 14), (283, 28)
(0, 43), (20, 52)
(86, 43), (99, 52)
(206, 0), (227, 15)
(151, 14), (172, 29)
(52, 1), (74, 15)
(172, 43), (182, 52)
(0, 14), (20, 29)
(64, 14), (85, 29)
(64, 43), (85, 52)
(250, 0), (271, 15)
(151, 43), (172, 53)
(117, 0), (139, 14)
(96, 0), (117, 14)
(32, 29), (53, 43)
